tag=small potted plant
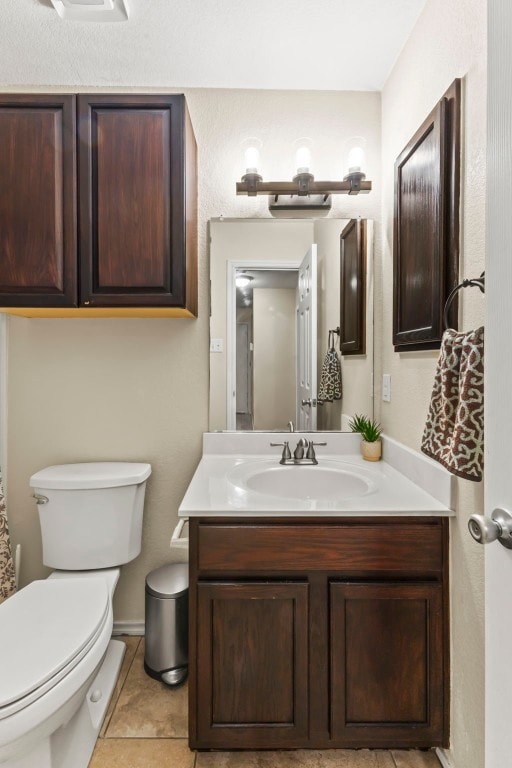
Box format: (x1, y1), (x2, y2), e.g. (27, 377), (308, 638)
(348, 414), (383, 461)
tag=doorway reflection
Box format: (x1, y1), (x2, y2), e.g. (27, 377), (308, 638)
(235, 269), (299, 430)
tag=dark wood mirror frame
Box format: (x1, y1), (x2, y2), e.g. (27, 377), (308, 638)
(340, 218), (366, 355)
(393, 79), (460, 351)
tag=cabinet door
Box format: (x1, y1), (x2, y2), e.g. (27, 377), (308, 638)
(0, 95), (77, 307)
(330, 582), (445, 747)
(195, 582), (309, 748)
(78, 94), (197, 311)
(340, 218), (366, 355)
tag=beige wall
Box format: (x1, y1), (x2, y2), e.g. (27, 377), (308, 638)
(253, 288), (296, 430)
(379, 0), (486, 765)
(4, 88), (381, 623)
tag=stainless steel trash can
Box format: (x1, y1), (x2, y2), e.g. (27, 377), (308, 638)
(144, 563), (188, 686)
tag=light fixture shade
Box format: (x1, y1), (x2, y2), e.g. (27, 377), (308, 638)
(346, 146), (366, 174)
(62, 0), (114, 6)
(244, 146), (260, 175)
(295, 146), (312, 174)
(51, 0), (128, 21)
(292, 137), (313, 176)
(344, 137), (367, 179)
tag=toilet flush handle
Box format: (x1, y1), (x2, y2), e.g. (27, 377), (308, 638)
(32, 493), (48, 504)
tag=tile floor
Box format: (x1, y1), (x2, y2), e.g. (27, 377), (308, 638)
(89, 637), (442, 768)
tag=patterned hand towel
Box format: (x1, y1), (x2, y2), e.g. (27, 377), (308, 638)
(0, 474), (16, 603)
(421, 327), (484, 481)
(318, 334), (342, 403)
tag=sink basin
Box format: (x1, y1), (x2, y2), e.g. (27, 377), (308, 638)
(228, 460), (375, 501)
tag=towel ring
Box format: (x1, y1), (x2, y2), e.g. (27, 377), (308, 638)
(443, 272), (485, 330)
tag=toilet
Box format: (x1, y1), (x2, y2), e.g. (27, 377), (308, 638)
(0, 461), (151, 768)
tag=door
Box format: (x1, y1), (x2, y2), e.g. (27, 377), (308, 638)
(485, 3), (512, 765)
(195, 581), (309, 748)
(235, 322), (251, 416)
(0, 94), (77, 307)
(330, 582), (444, 747)
(297, 245), (318, 430)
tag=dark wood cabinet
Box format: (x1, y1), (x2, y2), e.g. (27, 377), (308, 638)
(0, 93), (197, 317)
(393, 79), (460, 350)
(330, 581), (444, 747)
(196, 581), (309, 747)
(0, 95), (77, 308)
(340, 218), (366, 355)
(189, 517), (449, 751)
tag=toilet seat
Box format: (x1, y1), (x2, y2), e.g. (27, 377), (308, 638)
(0, 578), (109, 719)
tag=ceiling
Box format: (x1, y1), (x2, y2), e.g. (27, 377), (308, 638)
(1, 0), (426, 91)
(236, 270), (299, 308)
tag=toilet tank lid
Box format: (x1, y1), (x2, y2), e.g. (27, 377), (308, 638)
(30, 462), (152, 490)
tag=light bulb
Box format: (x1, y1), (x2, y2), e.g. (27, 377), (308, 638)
(347, 146), (366, 175)
(244, 146), (260, 174)
(236, 274), (254, 288)
(295, 146), (312, 174)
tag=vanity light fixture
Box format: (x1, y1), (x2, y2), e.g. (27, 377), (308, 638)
(50, 0), (129, 22)
(237, 138), (372, 212)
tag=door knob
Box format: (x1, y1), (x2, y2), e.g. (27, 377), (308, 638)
(301, 398), (312, 407)
(468, 507), (512, 549)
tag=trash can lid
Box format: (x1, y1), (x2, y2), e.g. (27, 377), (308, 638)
(145, 563), (189, 598)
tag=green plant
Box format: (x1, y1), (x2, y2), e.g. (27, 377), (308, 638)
(348, 414), (382, 443)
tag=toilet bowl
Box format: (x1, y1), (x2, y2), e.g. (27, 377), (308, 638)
(0, 462), (151, 768)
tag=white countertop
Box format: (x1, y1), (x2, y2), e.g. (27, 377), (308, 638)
(178, 433), (455, 518)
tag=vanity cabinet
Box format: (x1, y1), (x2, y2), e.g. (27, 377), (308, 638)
(0, 93), (197, 316)
(189, 517), (449, 751)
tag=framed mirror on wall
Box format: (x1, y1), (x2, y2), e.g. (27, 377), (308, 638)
(209, 218), (374, 432)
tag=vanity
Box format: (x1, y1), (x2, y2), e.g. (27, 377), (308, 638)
(179, 432), (454, 751)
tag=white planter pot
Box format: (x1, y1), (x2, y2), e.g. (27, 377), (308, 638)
(361, 439), (382, 462)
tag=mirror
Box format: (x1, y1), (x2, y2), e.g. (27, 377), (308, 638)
(209, 218), (374, 431)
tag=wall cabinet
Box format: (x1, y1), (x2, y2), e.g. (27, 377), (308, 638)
(0, 94), (197, 317)
(393, 79), (460, 349)
(340, 218), (366, 355)
(189, 517), (449, 750)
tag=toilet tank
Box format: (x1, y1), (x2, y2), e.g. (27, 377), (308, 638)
(30, 462), (152, 570)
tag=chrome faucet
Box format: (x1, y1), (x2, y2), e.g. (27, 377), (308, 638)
(270, 438), (327, 465)
(293, 437), (308, 460)
(287, 420), (295, 433)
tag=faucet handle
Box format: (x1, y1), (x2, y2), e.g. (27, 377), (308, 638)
(270, 441), (292, 461)
(306, 441), (327, 460)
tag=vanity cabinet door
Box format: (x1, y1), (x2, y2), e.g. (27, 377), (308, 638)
(330, 581), (445, 748)
(0, 95), (77, 308)
(194, 581), (309, 748)
(78, 94), (197, 313)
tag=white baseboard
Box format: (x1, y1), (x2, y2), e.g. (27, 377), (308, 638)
(113, 620), (145, 636)
(435, 747), (454, 768)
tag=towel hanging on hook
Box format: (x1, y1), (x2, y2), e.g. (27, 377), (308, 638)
(443, 272), (485, 330)
(319, 327), (342, 402)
